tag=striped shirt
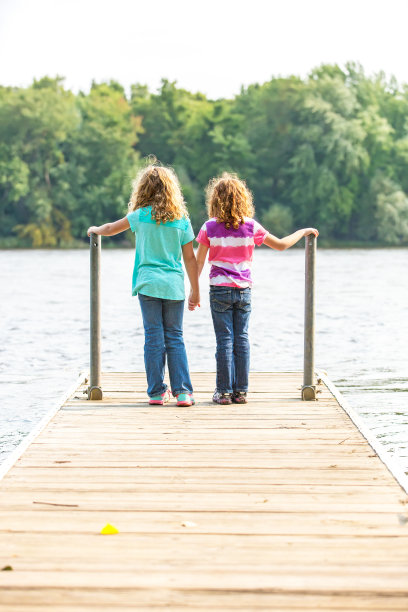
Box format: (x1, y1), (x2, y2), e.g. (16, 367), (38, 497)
(196, 217), (268, 288)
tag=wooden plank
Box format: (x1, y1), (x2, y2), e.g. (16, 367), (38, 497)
(6, 457), (382, 469)
(0, 468), (394, 485)
(0, 510), (407, 535)
(2, 568), (408, 590)
(2, 594), (408, 611)
(2, 533), (408, 561)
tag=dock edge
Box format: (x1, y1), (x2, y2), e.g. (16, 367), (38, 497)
(316, 368), (408, 496)
(0, 371), (87, 482)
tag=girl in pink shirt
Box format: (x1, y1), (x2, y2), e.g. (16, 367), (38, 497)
(195, 173), (318, 405)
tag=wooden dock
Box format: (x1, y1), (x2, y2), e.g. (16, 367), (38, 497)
(1, 371), (408, 611)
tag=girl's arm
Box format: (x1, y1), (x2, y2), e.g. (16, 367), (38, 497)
(264, 227), (319, 251)
(87, 217), (130, 237)
(196, 243), (209, 277)
(182, 241), (200, 311)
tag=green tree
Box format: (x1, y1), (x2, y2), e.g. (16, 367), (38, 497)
(261, 203), (294, 236)
(0, 77), (79, 245)
(3, 65), (408, 247)
(68, 81), (141, 238)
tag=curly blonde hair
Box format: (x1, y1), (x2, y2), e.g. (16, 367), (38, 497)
(128, 165), (188, 223)
(206, 173), (254, 229)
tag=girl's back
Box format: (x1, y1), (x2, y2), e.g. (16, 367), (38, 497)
(128, 205), (193, 300)
(197, 216), (267, 288)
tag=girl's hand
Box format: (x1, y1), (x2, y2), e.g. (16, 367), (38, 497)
(87, 226), (100, 236)
(87, 218), (130, 237)
(188, 289), (200, 311)
(303, 228), (319, 238)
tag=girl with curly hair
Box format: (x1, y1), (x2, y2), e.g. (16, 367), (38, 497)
(196, 173), (318, 405)
(87, 165), (200, 407)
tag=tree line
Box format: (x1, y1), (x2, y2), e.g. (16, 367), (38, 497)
(1, 63), (408, 247)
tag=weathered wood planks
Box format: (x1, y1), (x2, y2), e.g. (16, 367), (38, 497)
(0, 372), (407, 610)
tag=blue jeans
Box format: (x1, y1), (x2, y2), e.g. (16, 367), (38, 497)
(138, 294), (193, 397)
(209, 287), (251, 394)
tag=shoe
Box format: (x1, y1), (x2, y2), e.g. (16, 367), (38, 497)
(232, 391), (247, 404)
(176, 393), (195, 407)
(212, 391), (232, 405)
(149, 389), (171, 405)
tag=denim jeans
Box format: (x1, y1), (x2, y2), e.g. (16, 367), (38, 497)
(209, 286), (251, 394)
(138, 294), (193, 397)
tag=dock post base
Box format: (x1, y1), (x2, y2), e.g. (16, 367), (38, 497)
(87, 386), (103, 400)
(302, 385), (317, 401)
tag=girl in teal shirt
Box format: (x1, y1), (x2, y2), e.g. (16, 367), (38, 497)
(87, 165), (200, 406)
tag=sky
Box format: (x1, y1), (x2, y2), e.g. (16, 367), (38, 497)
(1, 0), (408, 99)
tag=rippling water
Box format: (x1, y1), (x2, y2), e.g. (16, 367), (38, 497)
(1, 248), (408, 470)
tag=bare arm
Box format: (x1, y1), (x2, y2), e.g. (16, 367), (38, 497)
(196, 243), (209, 277)
(87, 217), (130, 237)
(264, 227), (319, 251)
(182, 241), (200, 311)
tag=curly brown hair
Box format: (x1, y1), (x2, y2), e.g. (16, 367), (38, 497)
(128, 165), (188, 223)
(206, 173), (254, 229)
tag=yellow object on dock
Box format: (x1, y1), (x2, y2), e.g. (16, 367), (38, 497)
(0, 371), (407, 610)
(100, 523), (119, 535)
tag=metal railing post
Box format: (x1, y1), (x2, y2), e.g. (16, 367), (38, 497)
(302, 234), (316, 400)
(87, 233), (103, 400)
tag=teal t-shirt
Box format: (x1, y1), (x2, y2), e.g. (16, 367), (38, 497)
(127, 206), (195, 300)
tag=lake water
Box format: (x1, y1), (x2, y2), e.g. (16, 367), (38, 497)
(1, 248), (408, 471)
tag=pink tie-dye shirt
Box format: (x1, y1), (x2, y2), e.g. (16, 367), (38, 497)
(196, 217), (268, 288)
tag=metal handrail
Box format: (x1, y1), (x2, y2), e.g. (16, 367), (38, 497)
(87, 233), (103, 400)
(87, 232), (316, 401)
(302, 234), (316, 400)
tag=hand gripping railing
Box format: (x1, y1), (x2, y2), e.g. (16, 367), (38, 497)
(302, 234), (317, 400)
(87, 233), (103, 400)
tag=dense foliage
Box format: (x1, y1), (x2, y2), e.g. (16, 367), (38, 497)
(1, 64), (408, 247)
